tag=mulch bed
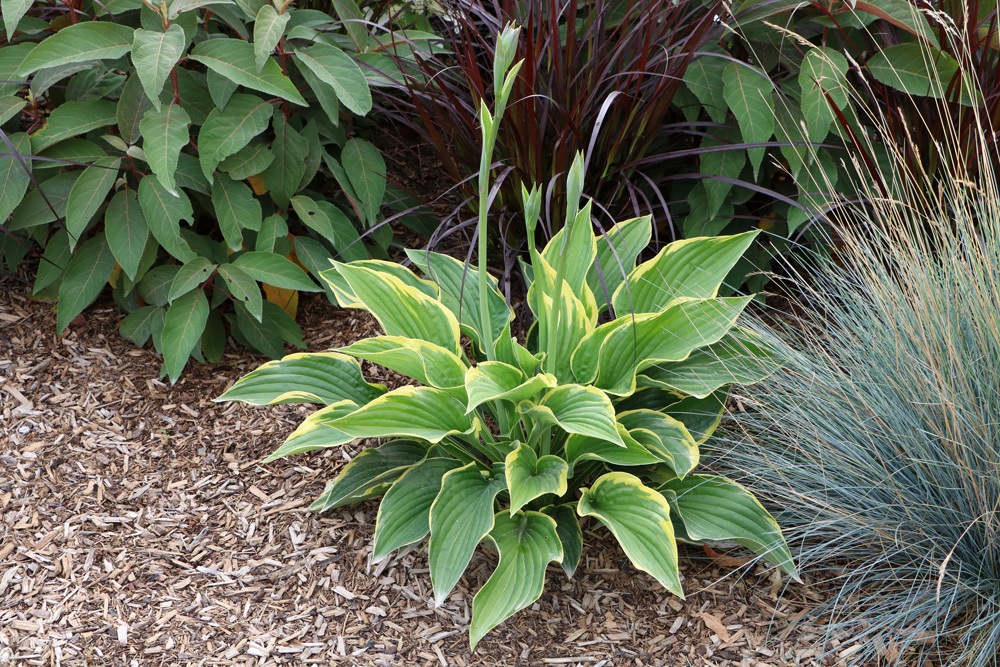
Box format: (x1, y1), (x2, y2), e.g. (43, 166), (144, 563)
(0, 266), (837, 667)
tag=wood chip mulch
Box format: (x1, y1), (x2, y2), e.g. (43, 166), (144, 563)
(0, 268), (838, 667)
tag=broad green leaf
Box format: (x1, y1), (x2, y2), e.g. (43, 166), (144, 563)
(613, 231), (759, 316)
(0, 132), (32, 225)
(683, 56), (728, 123)
(341, 138), (385, 225)
(326, 386), (474, 443)
(117, 74), (153, 144)
(34, 139), (107, 169)
(799, 47), (849, 142)
(638, 328), (782, 398)
(294, 43), (371, 115)
(529, 384), (623, 445)
(212, 175), (262, 250)
(137, 174), (196, 262)
(470, 511), (562, 648)
(264, 400), (357, 460)
(119, 305), (164, 346)
(198, 93), (272, 181)
(722, 62), (774, 179)
(504, 442), (568, 514)
(334, 261), (461, 354)
(252, 4), (289, 72)
(465, 362), (557, 413)
(56, 235), (115, 334)
(662, 392), (725, 445)
(617, 410), (699, 478)
(189, 39), (306, 106)
(310, 439), (427, 511)
(32, 229), (71, 295)
(218, 263), (262, 321)
(162, 288), (209, 382)
(321, 259), (437, 308)
(867, 43), (972, 104)
(234, 301), (301, 357)
(661, 475), (796, 576)
(201, 306), (226, 363)
(405, 250), (511, 351)
(216, 351), (384, 405)
(31, 99), (117, 152)
(137, 264), (180, 306)
(373, 457), (462, 561)
(330, 0), (372, 50)
(543, 504), (582, 578)
(0, 96), (25, 125)
(698, 127), (745, 221)
(168, 0), (234, 17)
(131, 25), (186, 110)
(168, 257), (215, 302)
(565, 427), (660, 469)
(232, 0), (267, 18)
(219, 141), (273, 179)
(140, 103), (190, 195)
(232, 250), (319, 291)
(0, 45), (32, 97)
(578, 472), (682, 596)
(339, 336), (468, 392)
(256, 212), (287, 253)
(428, 463), (505, 605)
(19, 23), (135, 75)
(289, 195), (366, 260)
(588, 215), (652, 309)
(105, 188), (150, 281)
(572, 297), (753, 395)
(7, 171), (79, 231)
(295, 58), (340, 125)
(2, 0), (32, 39)
(262, 111), (307, 208)
(64, 157), (120, 250)
(207, 67), (239, 110)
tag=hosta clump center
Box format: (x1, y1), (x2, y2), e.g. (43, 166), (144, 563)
(219, 24), (794, 648)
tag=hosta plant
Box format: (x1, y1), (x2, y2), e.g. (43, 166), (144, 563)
(0, 0), (394, 380)
(220, 25), (795, 647)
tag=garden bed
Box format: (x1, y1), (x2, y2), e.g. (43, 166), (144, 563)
(1, 268), (827, 666)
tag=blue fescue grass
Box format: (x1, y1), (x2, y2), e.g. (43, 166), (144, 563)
(709, 19), (1000, 666)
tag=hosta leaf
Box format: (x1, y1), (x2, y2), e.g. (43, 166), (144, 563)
(105, 188), (151, 281)
(799, 46), (849, 142)
(265, 400), (356, 460)
(589, 215), (652, 310)
(262, 111), (307, 208)
(19, 23), (135, 75)
(543, 504), (582, 578)
(65, 157), (120, 250)
(168, 257), (215, 302)
(722, 62), (774, 179)
(218, 263), (262, 321)
(310, 439), (427, 512)
(504, 442), (568, 514)
(198, 93), (272, 182)
(321, 260), (437, 308)
(638, 328), (782, 398)
(541, 201), (598, 298)
(232, 250), (319, 291)
(428, 462), (505, 605)
(137, 175), (196, 262)
(31, 99), (117, 152)
(2, 0), (32, 39)
(161, 288), (209, 382)
(530, 385), (623, 444)
(294, 42), (371, 115)
(140, 103), (190, 195)
(212, 175), (262, 250)
(405, 250), (511, 351)
(470, 511), (562, 648)
(339, 336), (468, 392)
(341, 138), (385, 225)
(216, 351), (384, 405)
(252, 4), (288, 72)
(131, 25), (186, 110)
(189, 39), (306, 105)
(465, 362), (557, 413)
(532, 261), (593, 382)
(372, 457), (462, 562)
(661, 392), (725, 445)
(572, 297), (753, 396)
(661, 475), (796, 576)
(327, 386), (474, 443)
(613, 231), (758, 316)
(578, 472), (682, 596)
(0, 133), (33, 226)
(334, 261), (461, 355)
(56, 234), (116, 334)
(565, 429), (659, 469)
(617, 410), (699, 478)
(289, 195), (366, 261)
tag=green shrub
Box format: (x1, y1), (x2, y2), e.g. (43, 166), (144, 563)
(715, 29), (1000, 665)
(221, 24), (795, 648)
(0, 0), (400, 381)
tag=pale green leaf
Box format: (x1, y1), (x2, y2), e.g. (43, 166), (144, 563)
(504, 443), (568, 514)
(19, 23), (135, 75)
(216, 351), (384, 405)
(119, 305), (164, 347)
(341, 138), (385, 225)
(212, 175), (262, 250)
(0, 133), (32, 225)
(294, 42), (371, 115)
(530, 384), (623, 444)
(168, 0), (234, 17)
(140, 103), (190, 195)
(65, 157), (120, 250)
(2, 0), (32, 39)
(722, 62), (774, 179)
(131, 25), (186, 111)
(137, 174), (196, 262)
(262, 111), (306, 207)
(339, 336), (468, 392)
(0, 96), (25, 125)
(289, 195), (365, 260)
(161, 288), (209, 382)
(56, 234), (115, 334)
(465, 362), (557, 414)
(198, 93), (272, 182)
(232, 250), (319, 291)
(31, 99), (117, 152)
(588, 215), (652, 310)
(617, 409), (699, 478)
(189, 39), (306, 105)
(218, 263), (262, 321)
(105, 188), (150, 281)
(252, 5), (289, 72)
(578, 472), (682, 596)
(218, 142), (273, 180)
(168, 257), (216, 302)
